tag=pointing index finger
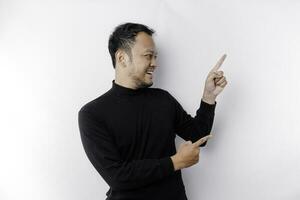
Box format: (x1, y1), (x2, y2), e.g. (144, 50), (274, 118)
(193, 134), (213, 147)
(210, 54), (227, 73)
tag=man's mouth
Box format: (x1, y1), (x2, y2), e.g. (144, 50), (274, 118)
(145, 68), (154, 78)
(146, 71), (153, 75)
(146, 68), (154, 76)
(146, 71), (153, 79)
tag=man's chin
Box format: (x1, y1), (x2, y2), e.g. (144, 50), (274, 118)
(139, 80), (153, 88)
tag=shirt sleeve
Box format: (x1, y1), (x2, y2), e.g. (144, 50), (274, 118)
(166, 91), (217, 147)
(78, 109), (175, 191)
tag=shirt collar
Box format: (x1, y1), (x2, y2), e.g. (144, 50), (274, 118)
(111, 79), (145, 95)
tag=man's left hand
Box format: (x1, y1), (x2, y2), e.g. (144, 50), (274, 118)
(202, 54), (228, 104)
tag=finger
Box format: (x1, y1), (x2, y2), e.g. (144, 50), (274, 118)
(210, 54), (227, 73)
(193, 134), (213, 147)
(213, 71), (224, 77)
(194, 135), (212, 147)
(218, 81), (227, 87)
(215, 76), (226, 85)
(214, 74), (224, 81)
(216, 80), (226, 86)
(207, 71), (223, 81)
(214, 77), (222, 83)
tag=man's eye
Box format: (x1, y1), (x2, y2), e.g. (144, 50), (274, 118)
(145, 55), (152, 59)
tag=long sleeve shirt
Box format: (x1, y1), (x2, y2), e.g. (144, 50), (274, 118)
(78, 79), (217, 200)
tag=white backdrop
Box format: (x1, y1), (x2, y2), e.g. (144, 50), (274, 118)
(1, 0), (299, 199)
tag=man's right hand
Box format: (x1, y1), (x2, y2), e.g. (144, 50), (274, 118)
(170, 134), (213, 171)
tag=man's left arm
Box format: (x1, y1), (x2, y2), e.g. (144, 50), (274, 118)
(168, 93), (216, 147)
(171, 54), (228, 147)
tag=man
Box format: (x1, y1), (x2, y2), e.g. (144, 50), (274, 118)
(78, 22), (227, 200)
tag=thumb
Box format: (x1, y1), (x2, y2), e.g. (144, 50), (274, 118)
(186, 141), (192, 145)
(208, 71), (223, 81)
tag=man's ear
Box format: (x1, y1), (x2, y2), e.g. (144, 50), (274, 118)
(115, 49), (127, 67)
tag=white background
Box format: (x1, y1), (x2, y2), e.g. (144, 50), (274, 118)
(1, 0), (299, 199)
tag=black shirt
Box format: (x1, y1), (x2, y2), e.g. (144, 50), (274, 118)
(78, 79), (216, 200)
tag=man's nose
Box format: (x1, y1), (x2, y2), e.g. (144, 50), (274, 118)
(150, 57), (158, 68)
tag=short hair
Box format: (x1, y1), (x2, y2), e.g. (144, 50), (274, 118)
(108, 22), (155, 69)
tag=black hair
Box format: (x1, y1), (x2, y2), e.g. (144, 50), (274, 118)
(108, 22), (155, 69)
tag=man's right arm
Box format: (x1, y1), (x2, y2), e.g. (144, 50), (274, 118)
(78, 109), (176, 191)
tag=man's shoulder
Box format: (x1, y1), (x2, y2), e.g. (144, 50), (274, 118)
(147, 87), (177, 105)
(78, 89), (113, 115)
(148, 87), (171, 97)
(149, 87), (177, 102)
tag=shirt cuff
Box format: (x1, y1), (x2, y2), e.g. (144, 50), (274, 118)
(159, 156), (175, 177)
(200, 99), (217, 113)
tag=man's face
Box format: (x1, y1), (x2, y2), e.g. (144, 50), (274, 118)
(124, 32), (158, 88)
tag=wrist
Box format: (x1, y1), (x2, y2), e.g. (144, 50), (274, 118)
(202, 93), (216, 104)
(170, 154), (184, 171)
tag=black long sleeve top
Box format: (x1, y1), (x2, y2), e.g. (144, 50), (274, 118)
(78, 79), (216, 200)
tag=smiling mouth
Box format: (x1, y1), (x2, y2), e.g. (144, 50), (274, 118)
(146, 73), (153, 79)
(146, 67), (154, 78)
(147, 73), (152, 78)
(146, 70), (153, 74)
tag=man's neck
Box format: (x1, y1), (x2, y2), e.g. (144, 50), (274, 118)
(114, 76), (138, 90)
